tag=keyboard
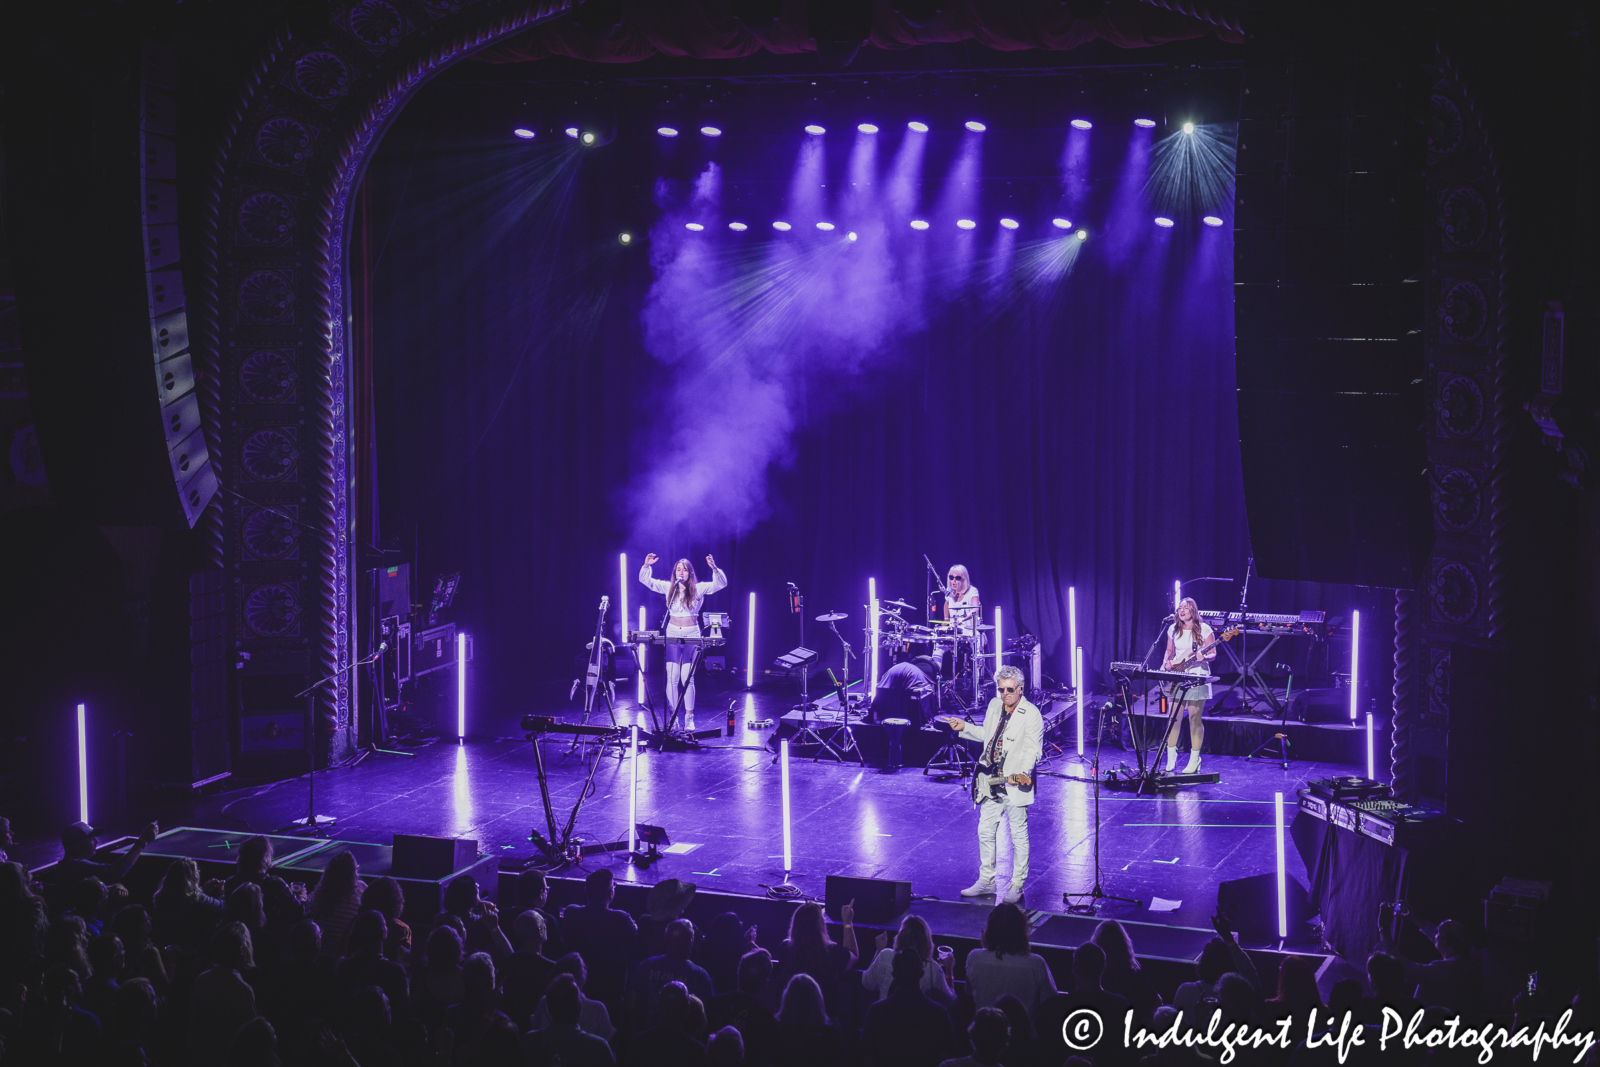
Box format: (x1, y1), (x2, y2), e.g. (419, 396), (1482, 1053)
(627, 631), (726, 647)
(1109, 662), (1219, 686)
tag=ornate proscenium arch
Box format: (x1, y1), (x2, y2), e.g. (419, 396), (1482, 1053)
(198, 1), (570, 760)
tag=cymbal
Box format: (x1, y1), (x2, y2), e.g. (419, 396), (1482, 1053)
(975, 623), (996, 632)
(867, 604), (904, 615)
(882, 599), (918, 611)
(815, 612), (848, 623)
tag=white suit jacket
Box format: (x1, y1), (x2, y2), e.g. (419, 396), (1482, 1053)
(964, 696), (1044, 807)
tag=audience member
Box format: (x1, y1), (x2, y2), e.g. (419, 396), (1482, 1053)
(774, 973), (846, 1067)
(1091, 920), (1162, 1017)
(940, 1006), (1010, 1067)
(225, 1015), (281, 1067)
(623, 979), (708, 1067)
(700, 911), (752, 995)
(707, 1024), (746, 1067)
(862, 915), (955, 1006)
(56, 820), (158, 894)
(443, 951), (515, 1060)
(639, 878), (699, 959)
(1173, 917), (1260, 1022)
(1389, 919), (1482, 1015)
(1265, 956), (1323, 1024)
(514, 869), (565, 958)
(0, 816), (12, 864)
(36, 963), (104, 1063)
(224, 835), (305, 933)
(261, 919), (337, 1054)
(83, 932), (123, 1019)
(344, 985), (404, 1067)
(629, 917), (715, 1029)
(1035, 942), (1129, 1066)
(992, 994), (1036, 1067)
(0, 861), (49, 983)
(441, 874), (514, 962)
(359, 876), (412, 963)
(44, 911), (92, 978)
(964, 904), (1055, 1015)
(524, 973), (615, 1067)
(188, 921), (259, 1066)
(412, 923), (467, 1025)
(105, 975), (161, 1061)
(503, 908), (559, 1026)
(337, 910), (409, 1019)
(151, 856), (225, 952)
(227, 881), (275, 968)
(309, 850), (367, 956)
(532, 951), (617, 1042)
(707, 948), (779, 1067)
(562, 868), (639, 1012)
(109, 903), (168, 991)
(1356, 952), (1421, 1025)
(65, 875), (109, 936)
(1328, 979), (1364, 1019)
(772, 901), (858, 1016)
(859, 948), (957, 1067)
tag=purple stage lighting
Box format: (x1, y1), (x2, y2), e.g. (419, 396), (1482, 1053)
(1076, 229), (1088, 241)
(564, 127), (578, 139)
(457, 631), (467, 742)
(512, 127), (536, 140)
(747, 591), (756, 689)
(728, 221), (748, 231)
(907, 121), (929, 133)
(816, 221), (835, 231)
(685, 223), (705, 231)
(964, 120), (987, 132)
(847, 231), (858, 242)
(1000, 218), (1019, 230)
(1182, 121), (1195, 134)
(700, 126), (723, 137)
(581, 132), (596, 145)
(1052, 217), (1072, 229)
(1202, 215), (1224, 227)
(618, 232), (632, 245)
(910, 219), (930, 230)
(772, 221), (792, 231)
(1350, 609), (1361, 720)
(956, 219), (977, 230)
(1154, 216), (1175, 228)
(1134, 118), (1157, 128)
(857, 123), (879, 134)
(804, 124), (826, 135)
(1070, 119), (1093, 130)
(77, 702), (89, 823)
(657, 126), (679, 137)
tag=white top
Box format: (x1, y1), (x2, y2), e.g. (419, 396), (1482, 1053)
(963, 697), (1044, 808)
(640, 564), (727, 617)
(1168, 622), (1215, 699)
(963, 948), (1055, 1016)
(945, 585), (982, 635)
(861, 948), (954, 1005)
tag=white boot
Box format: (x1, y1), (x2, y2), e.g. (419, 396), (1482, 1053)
(1183, 750), (1202, 774)
(961, 878), (996, 897)
(1165, 746), (1178, 772)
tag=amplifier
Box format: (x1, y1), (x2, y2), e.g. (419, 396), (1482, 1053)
(392, 833), (478, 879)
(1297, 790), (1329, 821)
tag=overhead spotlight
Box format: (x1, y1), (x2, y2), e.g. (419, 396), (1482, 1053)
(857, 123), (879, 134)
(581, 132), (597, 145)
(772, 221), (792, 231)
(700, 126), (723, 137)
(1000, 218), (1019, 230)
(564, 127), (579, 138)
(1154, 217), (1174, 228)
(816, 221), (835, 231)
(619, 232), (633, 244)
(657, 126), (680, 137)
(728, 221), (749, 231)
(1182, 121), (1195, 134)
(512, 128), (536, 140)
(907, 121), (929, 133)
(1051, 217), (1072, 229)
(1202, 215), (1224, 227)
(1134, 118), (1157, 128)
(804, 124), (826, 135)
(910, 219), (930, 230)
(1070, 119), (1093, 130)
(964, 120), (986, 132)
(1075, 229), (1088, 241)
(956, 218), (977, 230)
(685, 223), (705, 231)
(847, 231), (858, 241)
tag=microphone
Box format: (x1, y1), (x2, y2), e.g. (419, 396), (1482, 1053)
(600, 595), (610, 609)
(377, 641), (388, 652)
(1275, 663), (1292, 672)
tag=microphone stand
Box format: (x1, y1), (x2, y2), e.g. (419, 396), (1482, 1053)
(281, 644), (388, 836)
(1055, 699), (1140, 912)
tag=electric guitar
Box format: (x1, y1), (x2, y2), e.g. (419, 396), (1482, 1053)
(1165, 625), (1241, 673)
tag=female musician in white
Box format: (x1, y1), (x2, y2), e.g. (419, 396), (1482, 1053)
(1161, 596), (1215, 774)
(639, 553), (727, 717)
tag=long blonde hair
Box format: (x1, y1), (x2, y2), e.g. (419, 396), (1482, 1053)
(1172, 597), (1210, 642)
(667, 559), (698, 612)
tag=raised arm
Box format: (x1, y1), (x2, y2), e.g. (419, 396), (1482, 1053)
(638, 553), (670, 594)
(700, 554), (728, 597)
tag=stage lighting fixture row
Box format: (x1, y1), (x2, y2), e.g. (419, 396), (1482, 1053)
(512, 127), (536, 140)
(1134, 118), (1157, 128)
(1070, 118), (1092, 129)
(657, 126), (679, 137)
(1203, 216), (1224, 227)
(1154, 217), (1175, 228)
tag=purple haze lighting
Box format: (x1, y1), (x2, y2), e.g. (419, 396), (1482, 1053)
(512, 127), (536, 140)
(910, 219), (930, 230)
(964, 120), (987, 132)
(77, 702), (88, 823)
(907, 121), (929, 133)
(1202, 215), (1224, 227)
(1052, 217), (1072, 229)
(685, 222), (705, 231)
(815, 221), (835, 231)
(1134, 118), (1157, 128)
(700, 126), (722, 137)
(804, 124), (826, 135)
(957, 219), (977, 230)
(657, 126), (679, 137)
(728, 221), (748, 231)
(1070, 118), (1093, 130)
(1000, 218), (1019, 230)
(772, 221), (792, 231)
(857, 123), (879, 134)
(457, 631), (467, 742)
(1154, 216), (1175, 228)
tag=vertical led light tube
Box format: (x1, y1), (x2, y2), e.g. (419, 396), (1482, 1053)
(457, 631), (467, 742)
(780, 739), (793, 873)
(1366, 712), (1375, 780)
(77, 703), (89, 824)
(869, 578), (879, 700)
(1349, 609), (1361, 720)
(1174, 579), (1182, 613)
(995, 607), (1002, 671)
(629, 723), (639, 855)
(619, 552), (628, 657)
(746, 591), (756, 688)
(1274, 791), (1288, 938)
(1075, 648), (1085, 756)
(637, 607), (647, 703)
(1068, 586), (1078, 689)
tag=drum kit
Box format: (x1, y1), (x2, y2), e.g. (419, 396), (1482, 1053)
(808, 597), (996, 716)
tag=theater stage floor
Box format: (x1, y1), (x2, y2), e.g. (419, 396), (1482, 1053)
(152, 674), (1356, 948)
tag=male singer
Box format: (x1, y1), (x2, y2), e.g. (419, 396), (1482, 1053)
(945, 664), (1042, 904)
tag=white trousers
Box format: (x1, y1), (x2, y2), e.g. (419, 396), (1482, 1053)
(977, 794), (1030, 889)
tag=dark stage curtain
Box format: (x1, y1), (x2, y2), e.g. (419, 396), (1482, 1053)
(476, 0), (1242, 66)
(365, 102), (1375, 723)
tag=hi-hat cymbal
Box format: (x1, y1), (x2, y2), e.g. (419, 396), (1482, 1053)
(882, 599), (918, 611)
(975, 623), (996, 632)
(867, 604), (904, 614)
(815, 612), (848, 623)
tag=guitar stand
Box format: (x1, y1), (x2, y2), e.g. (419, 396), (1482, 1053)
(1245, 669), (1295, 769)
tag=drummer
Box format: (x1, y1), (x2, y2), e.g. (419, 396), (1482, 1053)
(945, 565), (982, 636)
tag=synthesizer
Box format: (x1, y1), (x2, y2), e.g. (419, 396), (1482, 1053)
(627, 630), (726, 647)
(1200, 610), (1325, 636)
(1109, 662), (1219, 686)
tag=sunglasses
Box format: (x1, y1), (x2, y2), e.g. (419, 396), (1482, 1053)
(949, 575), (963, 581)
(996, 685), (1020, 693)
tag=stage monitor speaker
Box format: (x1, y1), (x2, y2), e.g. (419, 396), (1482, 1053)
(393, 833), (478, 879)
(1216, 872), (1312, 939)
(825, 874), (911, 925)
(1295, 688), (1350, 724)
